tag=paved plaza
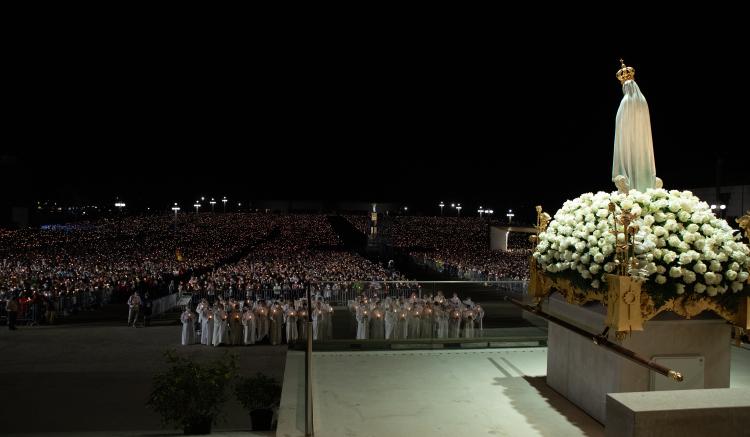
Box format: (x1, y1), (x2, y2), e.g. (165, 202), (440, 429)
(0, 323), (287, 435)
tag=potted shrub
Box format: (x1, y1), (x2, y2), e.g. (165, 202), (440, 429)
(234, 372), (282, 431)
(147, 350), (238, 435)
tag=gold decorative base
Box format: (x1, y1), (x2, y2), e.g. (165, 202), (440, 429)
(534, 271), (743, 329)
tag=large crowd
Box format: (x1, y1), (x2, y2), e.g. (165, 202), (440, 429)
(0, 214), (276, 323)
(348, 215), (532, 281)
(3, 212), (529, 333)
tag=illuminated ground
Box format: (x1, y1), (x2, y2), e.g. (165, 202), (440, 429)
(279, 346), (750, 437)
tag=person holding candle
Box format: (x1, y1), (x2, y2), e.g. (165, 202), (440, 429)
(229, 304), (243, 345)
(463, 309), (476, 339)
(370, 301), (385, 340)
(285, 306), (298, 343)
(180, 306), (197, 346)
(212, 304), (228, 347)
(384, 301), (397, 340)
(200, 304), (214, 345)
(421, 302), (434, 338)
(269, 302), (283, 345)
(242, 306), (257, 345)
(408, 304), (421, 339)
(254, 300), (269, 342)
(355, 303), (369, 340)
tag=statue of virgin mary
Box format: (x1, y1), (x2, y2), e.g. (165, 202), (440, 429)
(612, 59), (663, 193)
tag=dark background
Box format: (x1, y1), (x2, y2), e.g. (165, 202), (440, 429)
(2, 23), (748, 223)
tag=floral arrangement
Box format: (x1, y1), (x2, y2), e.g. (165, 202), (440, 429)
(533, 189), (750, 307)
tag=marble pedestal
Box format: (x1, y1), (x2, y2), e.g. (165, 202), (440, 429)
(544, 294), (730, 424)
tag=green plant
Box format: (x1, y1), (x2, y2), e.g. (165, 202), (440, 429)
(147, 350), (239, 431)
(234, 372), (282, 411)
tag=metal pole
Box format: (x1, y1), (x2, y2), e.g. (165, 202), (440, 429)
(508, 298), (683, 381)
(305, 283), (314, 436)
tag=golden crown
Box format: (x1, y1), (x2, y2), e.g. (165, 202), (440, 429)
(616, 59), (635, 84)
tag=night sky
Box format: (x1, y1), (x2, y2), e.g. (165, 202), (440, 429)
(3, 29), (749, 217)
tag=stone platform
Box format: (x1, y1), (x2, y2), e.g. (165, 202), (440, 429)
(544, 294), (731, 423)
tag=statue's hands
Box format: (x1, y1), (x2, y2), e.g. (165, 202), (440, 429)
(614, 175), (630, 194)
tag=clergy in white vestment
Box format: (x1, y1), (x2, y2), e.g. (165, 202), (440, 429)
(420, 304), (434, 338)
(370, 305), (385, 340)
(285, 307), (298, 343)
(180, 307), (196, 345)
(242, 306), (256, 345)
(212, 305), (228, 347)
(201, 307), (214, 345)
(269, 303), (283, 345)
(435, 305), (449, 339)
(298, 307), (309, 339)
(255, 302), (269, 341)
(229, 305), (243, 345)
(463, 309), (476, 339)
(448, 308), (462, 338)
(311, 302), (322, 341)
(407, 305), (421, 339)
(384, 304), (397, 340)
(355, 305), (370, 340)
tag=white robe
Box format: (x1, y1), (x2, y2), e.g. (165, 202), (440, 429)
(212, 310), (228, 346)
(370, 311), (385, 339)
(181, 311), (196, 345)
(449, 314), (461, 338)
(384, 309), (397, 340)
(356, 308), (369, 340)
(285, 312), (298, 343)
(242, 312), (257, 345)
(463, 316), (475, 339)
(201, 311), (214, 345)
(612, 79), (657, 192)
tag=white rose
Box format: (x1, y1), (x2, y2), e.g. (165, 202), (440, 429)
(709, 260), (722, 272)
(668, 235), (681, 247)
(668, 201), (680, 213)
(655, 275), (667, 284)
(643, 215), (655, 226)
(663, 251), (677, 264)
(687, 223), (699, 233)
(675, 284), (685, 295)
(669, 267), (682, 278)
(591, 280), (600, 289)
(589, 264), (601, 274)
(732, 251), (746, 263)
(678, 252), (693, 265)
(656, 265), (667, 274)
(731, 281), (744, 293)
(621, 198), (634, 210)
(683, 270), (697, 284)
(654, 212), (667, 223)
(593, 253), (605, 264)
(726, 270), (738, 281)
(693, 261), (707, 274)
(706, 286), (718, 297)
(631, 204), (642, 216)
(704, 272), (717, 284)
(694, 283), (706, 293)
(677, 211), (691, 222)
(645, 262), (657, 275)
(737, 271), (749, 282)
(580, 254), (590, 265)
